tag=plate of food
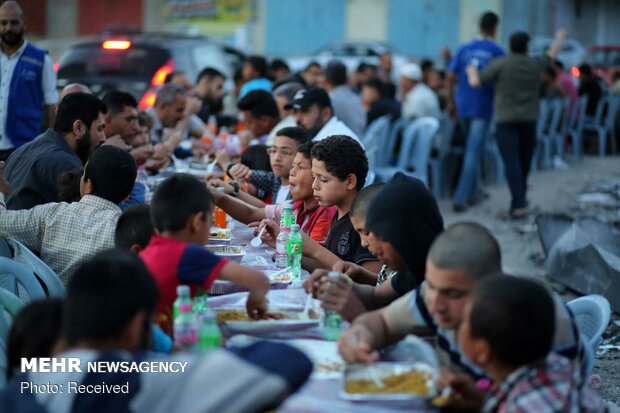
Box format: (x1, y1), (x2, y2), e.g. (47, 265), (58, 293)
(264, 268), (294, 285)
(207, 245), (245, 263)
(208, 228), (233, 245)
(340, 362), (438, 404)
(215, 307), (320, 334)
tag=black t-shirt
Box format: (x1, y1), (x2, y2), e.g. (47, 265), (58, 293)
(390, 267), (421, 296)
(578, 78), (603, 117)
(324, 212), (376, 265)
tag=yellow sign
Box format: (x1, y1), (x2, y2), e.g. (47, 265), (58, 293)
(164, 0), (250, 23)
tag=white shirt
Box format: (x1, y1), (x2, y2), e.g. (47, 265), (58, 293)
(275, 184), (290, 204)
(312, 116), (363, 147)
(0, 40), (58, 149)
(401, 82), (440, 120)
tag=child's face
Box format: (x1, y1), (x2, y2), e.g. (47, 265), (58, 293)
(366, 231), (405, 269)
(350, 214), (372, 251)
(311, 159), (351, 207)
(289, 152), (313, 201)
(269, 136), (297, 179)
(457, 300), (490, 369)
(424, 260), (475, 330)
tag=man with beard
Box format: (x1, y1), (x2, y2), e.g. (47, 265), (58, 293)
(194, 67), (226, 123)
(2, 93), (106, 210)
(287, 86), (362, 144)
(0, 1), (58, 161)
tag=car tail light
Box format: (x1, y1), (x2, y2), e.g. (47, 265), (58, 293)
(102, 40), (131, 50)
(138, 91), (157, 109)
(151, 59), (174, 86)
(53, 62), (59, 72)
(571, 66), (580, 77)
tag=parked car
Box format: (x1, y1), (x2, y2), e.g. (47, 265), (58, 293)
(528, 36), (586, 70)
(583, 45), (620, 85)
(286, 40), (409, 74)
(56, 31), (245, 108)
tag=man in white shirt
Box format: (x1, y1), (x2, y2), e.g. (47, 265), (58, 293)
(0, 1), (58, 160)
(286, 86), (362, 144)
(400, 63), (440, 119)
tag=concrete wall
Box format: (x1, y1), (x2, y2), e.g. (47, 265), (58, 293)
(46, 0), (78, 38)
(346, 0), (387, 42)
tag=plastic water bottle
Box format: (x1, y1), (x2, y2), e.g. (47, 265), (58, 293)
(173, 285), (192, 320)
(275, 226), (290, 269)
(207, 115), (218, 136)
(192, 294), (208, 316)
(323, 272), (343, 340)
(287, 224), (303, 279)
(198, 308), (222, 352)
(174, 303), (197, 350)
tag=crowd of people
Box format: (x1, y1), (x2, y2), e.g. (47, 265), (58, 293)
(0, 0), (614, 411)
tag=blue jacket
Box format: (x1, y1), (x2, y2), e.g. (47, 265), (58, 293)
(6, 43), (47, 147)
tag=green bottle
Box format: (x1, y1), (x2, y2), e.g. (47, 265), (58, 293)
(198, 309), (222, 351)
(323, 272), (343, 340)
(286, 224), (303, 280)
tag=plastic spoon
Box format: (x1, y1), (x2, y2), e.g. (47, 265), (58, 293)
(250, 226), (267, 247)
(351, 334), (384, 388)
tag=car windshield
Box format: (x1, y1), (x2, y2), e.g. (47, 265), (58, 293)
(58, 44), (169, 79)
(587, 49), (620, 67)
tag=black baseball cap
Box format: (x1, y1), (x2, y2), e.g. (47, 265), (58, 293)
(284, 86), (331, 110)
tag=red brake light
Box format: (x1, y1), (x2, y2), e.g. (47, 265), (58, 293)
(571, 66), (580, 77)
(138, 91), (157, 110)
(151, 60), (174, 86)
(53, 62), (59, 72)
(102, 40), (131, 50)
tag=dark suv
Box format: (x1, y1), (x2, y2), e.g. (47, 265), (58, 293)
(56, 31), (245, 108)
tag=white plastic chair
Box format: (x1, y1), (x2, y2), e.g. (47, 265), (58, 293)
(567, 294), (611, 373)
(362, 115), (391, 170)
(5, 238), (65, 297)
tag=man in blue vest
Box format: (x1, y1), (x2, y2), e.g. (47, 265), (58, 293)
(0, 1), (58, 161)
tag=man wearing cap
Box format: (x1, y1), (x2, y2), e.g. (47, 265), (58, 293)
(288, 86), (362, 145)
(400, 63), (440, 120)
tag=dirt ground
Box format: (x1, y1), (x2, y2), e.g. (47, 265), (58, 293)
(436, 155), (620, 406)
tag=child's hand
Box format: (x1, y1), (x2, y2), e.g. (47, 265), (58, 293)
(229, 163), (253, 180)
(439, 371), (485, 413)
(246, 290), (269, 319)
(255, 219), (278, 248)
(304, 269), (328, 297)
(319, 276), (364, 322)
(332, 261), (362, 280)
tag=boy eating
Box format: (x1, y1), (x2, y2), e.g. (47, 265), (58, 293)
(140, 174), (269, 332)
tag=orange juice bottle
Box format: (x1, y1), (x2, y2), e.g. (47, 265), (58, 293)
(213, 188), (227, 228)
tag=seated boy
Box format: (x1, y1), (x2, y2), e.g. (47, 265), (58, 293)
(225, 127), (311, 204)
(115, 204), (154, 254)
(140, 174), (269, 332)
(264, 135), (380, 273)
(211, 141), (335, 244)
(445, 275), (606, 413)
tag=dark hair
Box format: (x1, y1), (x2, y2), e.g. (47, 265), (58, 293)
(233, 67), (243, 84)
(579, 63), (592, 76)
(420, 59), (434, 72)
(356, 62), (376, 73)
(479, 11), (499, 33)
(325, 60), (347, 86)
(275, 126), (311, 145)
(151, 173), (212, 232)
(57, 167), (84, 203)
(470, 275), (555, 368)
(304, 61), (321, 72)
(54, 93), (107, 134)
(7, 299), (63, 379)
(237, 90), (279, 119)
(115, 204), (154, 251)
(350, 183), (384, 218)
(102, 90), (138, 116)
(241, 144), (272, 172)
(509, 31), (531, 54)
(164, 70), (186, 84)
(311, 135), (368, 191)
(296, 140), (315, 159)
(246, 55), (269, 78)
(270, 58), (290, 72)
(138, 110), (153, 129)
(64, 250), (159, 346)
(428, 222), (502, 279)
(544, 65), (557, 79)
(554, 59), (565, 70)
(364, 77), (389, 98)
(196, 67), (225, 84)
(84, 146), (137, 204)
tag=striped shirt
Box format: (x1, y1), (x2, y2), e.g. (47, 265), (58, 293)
(0, 194), (121, 283)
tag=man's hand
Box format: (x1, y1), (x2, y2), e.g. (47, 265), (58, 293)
(0, 161), (11, 196)
(130, 144), (154, 165)
(229, 163), (253, 181)
(304, 269), (329, 298)
(338, 324), (380, 364)
(208, 178), (235, 195)
(191, 139), (209, 158)
(103, 135), (131, 151)
(332, 261), (363, 281)
(246, 290), (269, 320)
